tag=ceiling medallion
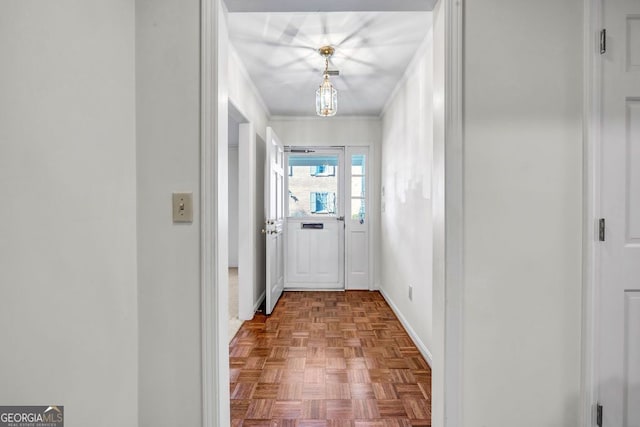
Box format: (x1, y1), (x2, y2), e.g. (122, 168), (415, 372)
(316, 46), (337, 117)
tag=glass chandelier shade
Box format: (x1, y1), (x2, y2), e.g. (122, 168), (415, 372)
(315, 46), (338, 117)
(316, 73), (338, 117)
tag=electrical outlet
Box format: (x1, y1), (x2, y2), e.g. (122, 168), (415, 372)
(409, 285), (413, 301)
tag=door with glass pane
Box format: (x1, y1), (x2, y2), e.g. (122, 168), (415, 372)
(345, 147), (369, 289)
(285, 148), (345, 289)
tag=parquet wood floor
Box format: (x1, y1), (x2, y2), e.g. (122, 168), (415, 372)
(229, 291), (432, 427)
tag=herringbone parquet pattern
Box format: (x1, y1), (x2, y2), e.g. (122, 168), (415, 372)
(229, 291), (432, 427)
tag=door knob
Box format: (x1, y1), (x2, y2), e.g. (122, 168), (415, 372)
(261, 229), (267, 234)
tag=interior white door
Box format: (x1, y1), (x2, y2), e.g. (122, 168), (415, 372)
(599, 1), (640, 425)
(264, 127), (285, 315)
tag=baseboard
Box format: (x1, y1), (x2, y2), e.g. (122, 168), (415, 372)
(254, 291), (265, 313)
(378, 287), (433, 368)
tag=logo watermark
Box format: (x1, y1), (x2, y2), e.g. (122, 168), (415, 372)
(0, 406), (63, 427)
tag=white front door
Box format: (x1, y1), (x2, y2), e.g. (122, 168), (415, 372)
(285, 149), (345, 289)
(264, 127), (285, 315)
(599, 1), (640, 424)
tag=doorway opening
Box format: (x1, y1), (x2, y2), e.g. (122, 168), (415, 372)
(227, 108), (243, 339)
(228, 102), (268, 338)
(202, 1), (464, 426)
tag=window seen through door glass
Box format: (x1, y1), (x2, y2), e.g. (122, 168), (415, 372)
(288, 154), (339, 217)
(351, 154), (366, 224)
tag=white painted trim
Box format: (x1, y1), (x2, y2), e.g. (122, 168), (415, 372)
(253, 291), (265, 313)
(344, 146), (371, 291)
(201, 1), (231, 426)
(228, 45), (272, 119)
(582, 0), (602, 426)
(369, 142), (378, 292)
(442, 0), (464, 426)
(379, 288), (433, 367)
(238, 123), (256, 320)
(200, 0), (216, 426)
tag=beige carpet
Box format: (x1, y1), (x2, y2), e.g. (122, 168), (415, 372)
(228, 268), (243, 341)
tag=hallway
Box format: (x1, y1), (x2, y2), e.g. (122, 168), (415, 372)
(229, 291), (431, 426)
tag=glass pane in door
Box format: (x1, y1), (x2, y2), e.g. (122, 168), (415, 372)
(288, 154), (339, 217)
(350, 154), (366, 224)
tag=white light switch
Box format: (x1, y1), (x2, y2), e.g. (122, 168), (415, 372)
(172, 192), (193, 223)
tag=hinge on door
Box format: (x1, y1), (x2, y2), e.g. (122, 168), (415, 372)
(596, 403), (603, 427)
(599, 218), (606, 242)
(600, 29), (607, 54)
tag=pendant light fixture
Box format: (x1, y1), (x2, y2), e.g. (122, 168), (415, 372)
(316, 46), (337, 117)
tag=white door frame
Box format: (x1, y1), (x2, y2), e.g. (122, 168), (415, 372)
(229, 100), (258, 321)
(435, 0), (464, 425)
(238, 121), (256, 320)
(200, 1), (229, 427)
(199, 1), (464, 427)
(582, 0), (602, 426)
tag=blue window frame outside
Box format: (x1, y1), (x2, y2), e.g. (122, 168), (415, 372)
(309, 192), (336, 214)
(310, 165), (335, 176)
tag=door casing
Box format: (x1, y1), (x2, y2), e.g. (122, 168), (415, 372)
(582, 0), (605, 426)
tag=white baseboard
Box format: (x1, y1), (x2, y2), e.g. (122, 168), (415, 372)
(254, 291), (265, 313)
(378, 287), (433, 368)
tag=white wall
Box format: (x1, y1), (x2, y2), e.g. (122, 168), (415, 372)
(136, 0), (203, 426)
(379, 30), (434, 363)
(0, 1), (138, 426)
(462, 1), (583, 426)
(270, 117), (381, 149)
(228, 46), (270, 140)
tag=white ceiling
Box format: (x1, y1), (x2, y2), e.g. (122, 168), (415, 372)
(227, 11), (432, 116)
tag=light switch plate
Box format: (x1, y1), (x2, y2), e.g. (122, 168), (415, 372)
(172, 192), (193, 223)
